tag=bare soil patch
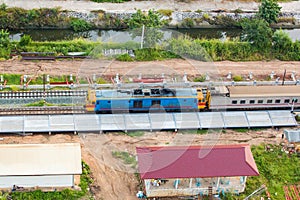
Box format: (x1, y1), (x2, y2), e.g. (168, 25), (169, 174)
(1, 59), (300, 83)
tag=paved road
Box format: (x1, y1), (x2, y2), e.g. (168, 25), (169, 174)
(1, 0), (300, 13)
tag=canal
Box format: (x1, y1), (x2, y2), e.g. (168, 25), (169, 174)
(10, 28), (300, 42)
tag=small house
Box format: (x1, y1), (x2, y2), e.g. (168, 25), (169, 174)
(136, 144), (259, 198)
(0, 143), (82, 190)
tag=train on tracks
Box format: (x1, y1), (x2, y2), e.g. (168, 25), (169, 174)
(86, 85), (300, 113)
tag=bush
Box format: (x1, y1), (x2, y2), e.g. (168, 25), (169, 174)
(116, 53), (134, 61)
(182, 18), (194, 28)
(193, 75), (206, 82)
(258, 0), (281, 24)
(233, 75), (243, 81)
(19, 34), (32, 46)
(272, 29), (293, 57)
(70, 18), (92, 32)
(157, 9), (172, 17)
(241, 18), (273, 52)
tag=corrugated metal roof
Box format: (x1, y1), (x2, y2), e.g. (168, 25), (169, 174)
(0, 143), (82, 176)
(0, 111), (296, 133)
(228, 85), (300, 97)
(136, 144), (259, 179)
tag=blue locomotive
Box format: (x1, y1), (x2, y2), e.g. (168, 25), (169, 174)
(89, 88), (210, 113)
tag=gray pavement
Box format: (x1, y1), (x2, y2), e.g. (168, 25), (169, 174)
(1, 0), (300, 13)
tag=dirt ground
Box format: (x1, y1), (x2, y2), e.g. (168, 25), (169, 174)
(0, 128), (294, 200)
(1, 59), (300, 83)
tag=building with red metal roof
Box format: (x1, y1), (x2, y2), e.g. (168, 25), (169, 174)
(136, 144), (259, 198)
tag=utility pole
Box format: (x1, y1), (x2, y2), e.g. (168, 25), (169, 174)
(43, 74), (46, 103)
(140, 25), (145, 49)
(282, 69), (286, 85)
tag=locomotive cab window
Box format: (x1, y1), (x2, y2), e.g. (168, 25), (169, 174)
(258, 100), (263, 104)
(284, 99), (290, 103)
(249, 100), (255, 104)
(267, 99), (272, 104)
(275, 99), (281, 103)
(292, 98), (298, 103)
(232, 100), (237, 104)
(240, 100), (246, 104)
(133, 101), (143, 108)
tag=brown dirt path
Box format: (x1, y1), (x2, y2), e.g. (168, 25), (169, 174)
(1, 59), (299, 82)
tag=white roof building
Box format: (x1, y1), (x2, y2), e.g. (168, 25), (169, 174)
(0, 143), (82, 189)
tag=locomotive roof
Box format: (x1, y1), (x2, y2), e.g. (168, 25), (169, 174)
(228, 85), (300, 97)
(96, 88), (197, 98)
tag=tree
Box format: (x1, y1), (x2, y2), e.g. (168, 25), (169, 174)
(0, 29), (10, 48)
(126, 10), (164, 48)
(0, 29), (11, 58)
(241, 18), (273, 51)
(272, 29), (293, 58)
(258, 0), (281, 24)
(127, 9), (163, 29)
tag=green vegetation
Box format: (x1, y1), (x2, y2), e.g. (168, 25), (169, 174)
(126, 131), (145, 137)
(182, 18), (194, 28)
(10, 161), (93, 200)
(272, 29), (294, 60)
(1, 29), (300, 62)
(126, 9), (163, 29)
(19, 34), (32, 47)
(126, 9), (165, 48)
(193, 75), (206, 82)
(258, 0), (282, 24)
(0, 6), (67, 30)
(196, 129), (209, 134)
(112, 151), (137, 168)
(233, 75), (243, 82)
(70, 18), (93, 32)
(25, 100), (54, 107)
(0, 29), (10, 59)
(241, 18), (273, 52)
(295, 115), (300, 122)
(157, 9), (173, 17)
(24, 100), (72, 107)
(0, 74), (78, 86)
(234, 128), (249, 133)
(241, 144), (300, 200)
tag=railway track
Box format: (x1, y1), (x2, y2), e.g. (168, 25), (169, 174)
(0, 106), (85, 115)
(0, 90), (87, 98)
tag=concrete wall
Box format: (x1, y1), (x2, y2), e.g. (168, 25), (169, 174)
(0, 175), (74, 188)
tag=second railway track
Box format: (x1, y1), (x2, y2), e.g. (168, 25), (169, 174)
(0, 106), (85, 115)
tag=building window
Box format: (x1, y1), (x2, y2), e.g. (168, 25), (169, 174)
(240, 100), (246, 104)
(284, 99), (290, 103)
(249, 100), (255, 104)
(232, 100), (237, 104)
(267, 99), (272, 104)
(275, 99), (280, 103)
(258, 100), (263, 104)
